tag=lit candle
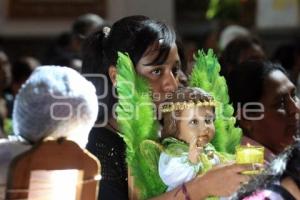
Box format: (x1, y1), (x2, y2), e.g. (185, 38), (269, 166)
(235, 144), (264, 175)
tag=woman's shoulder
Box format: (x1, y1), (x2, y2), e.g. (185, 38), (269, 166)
(86, 126), (126, 157)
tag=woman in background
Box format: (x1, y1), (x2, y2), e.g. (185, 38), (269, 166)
(228, 60), (300, 162)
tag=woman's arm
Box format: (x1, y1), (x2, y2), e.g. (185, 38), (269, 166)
(150, 163), (252, 200)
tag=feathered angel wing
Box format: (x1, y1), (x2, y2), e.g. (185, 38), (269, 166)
(188, 49), (241, 154)
(116, 52), (166, 199)
(140, 139), (164, 172)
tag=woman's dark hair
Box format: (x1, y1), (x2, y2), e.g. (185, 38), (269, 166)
(81, 15), (176, 122)
(161, 87), (214, 139)
(232, 140), (300, 199)
(227, 60), (287, 113)
(272, 42), (300, 72)
(271, 42), (300, 84)
(176, 39), (187, 73)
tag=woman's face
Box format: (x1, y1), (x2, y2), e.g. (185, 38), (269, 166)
(250, 70), (300, 154)
(136, 43), (181, 105)
(178, 106), (215, 147)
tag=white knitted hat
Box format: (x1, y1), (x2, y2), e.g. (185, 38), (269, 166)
(13, 66), (98, 146)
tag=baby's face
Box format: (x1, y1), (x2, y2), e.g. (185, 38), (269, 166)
(178, 106), (215, 147)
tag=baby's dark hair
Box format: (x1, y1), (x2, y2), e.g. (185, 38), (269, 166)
(161, 87), (214, 140)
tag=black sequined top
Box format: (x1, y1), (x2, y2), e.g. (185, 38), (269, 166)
(86, 127), (128, 200)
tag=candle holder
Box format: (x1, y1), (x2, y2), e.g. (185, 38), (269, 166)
(235, 145), (264, 175)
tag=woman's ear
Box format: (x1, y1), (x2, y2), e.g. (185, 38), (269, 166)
(108, 65), (117, 86)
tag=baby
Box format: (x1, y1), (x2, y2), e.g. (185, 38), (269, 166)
(159, 87), (230, 191)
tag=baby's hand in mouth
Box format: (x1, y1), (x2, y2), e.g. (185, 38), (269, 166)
(189, 136), (204, 164)
(197, 136), (208, 147)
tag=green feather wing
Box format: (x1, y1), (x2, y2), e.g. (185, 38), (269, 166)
(188, 49), (241, 154)
(116, 52), (166, 199)
(140, 139), (164, 173)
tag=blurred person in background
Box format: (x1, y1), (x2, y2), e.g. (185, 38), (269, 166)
(218, 24), (250, 52)
(3, 56), (40, 126)
(43, 13), (106, 72)
(0, 48), (12, 138)
(11, 57), (40, 97)
(220, 36), (266, 79)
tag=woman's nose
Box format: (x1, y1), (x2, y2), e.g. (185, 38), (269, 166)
(162, 72), (178, 93)
(287, 96), (300, 115)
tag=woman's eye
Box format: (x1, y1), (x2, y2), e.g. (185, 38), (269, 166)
(277, 98), (286, 109)
(291, 92), (298, 101)
(172, 66), (180, 77)
(151, 69), (161, 76)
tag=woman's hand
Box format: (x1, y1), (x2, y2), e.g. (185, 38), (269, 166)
(150, 163), (254, 200)
(196, 163), (253, 197)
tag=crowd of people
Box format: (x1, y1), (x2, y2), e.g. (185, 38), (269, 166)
(0, 13), (300, 200)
